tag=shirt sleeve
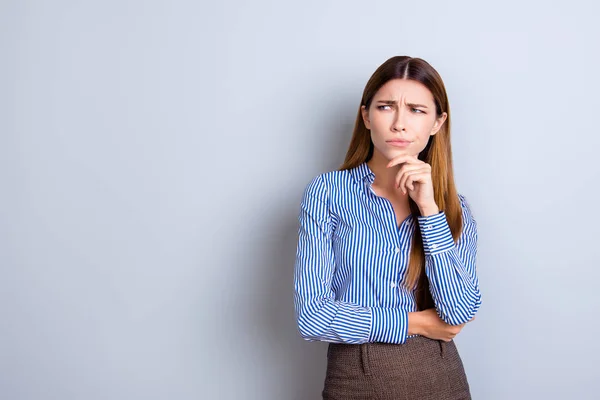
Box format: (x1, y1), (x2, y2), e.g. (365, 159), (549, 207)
(293, 174), (408, 344)
(416, 193), (482, 325)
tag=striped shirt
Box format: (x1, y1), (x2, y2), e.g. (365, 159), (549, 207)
(293, 161), (482, 344)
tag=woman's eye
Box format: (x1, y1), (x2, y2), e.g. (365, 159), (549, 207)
(377, 105), (391, 110)
(412, 108), (425, 114)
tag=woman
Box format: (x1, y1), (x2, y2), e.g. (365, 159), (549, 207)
(293, 56), (482, 400)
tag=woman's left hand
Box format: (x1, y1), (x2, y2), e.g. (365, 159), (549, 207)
(387, 155), (438, 211)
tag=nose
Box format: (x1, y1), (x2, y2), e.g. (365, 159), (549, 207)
(392, 106), (406, 132)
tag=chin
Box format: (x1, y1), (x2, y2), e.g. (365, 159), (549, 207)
(386, 148), (414, 158)
(374, 143), (416, 160)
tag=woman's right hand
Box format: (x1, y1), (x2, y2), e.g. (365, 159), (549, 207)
(417, 308), (475, 342)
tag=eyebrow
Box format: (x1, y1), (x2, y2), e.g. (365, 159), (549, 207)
(376, 100), (429, 108)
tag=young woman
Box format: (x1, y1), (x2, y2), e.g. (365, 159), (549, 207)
(293, 56), (482, 400)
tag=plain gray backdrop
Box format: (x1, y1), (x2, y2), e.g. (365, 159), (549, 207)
(2, 1), (599, 399)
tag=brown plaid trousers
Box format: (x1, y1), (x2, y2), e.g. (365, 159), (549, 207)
(322, 335), (472, 400)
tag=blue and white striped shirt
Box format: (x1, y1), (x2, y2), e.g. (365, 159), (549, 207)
(293, 161), (482, 344)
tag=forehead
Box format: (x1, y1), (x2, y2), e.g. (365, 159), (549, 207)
(373, 79), (434, 103)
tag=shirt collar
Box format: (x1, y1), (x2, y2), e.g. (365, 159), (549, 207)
(350, 161), (416, 228)
(350, 161), (375, 185)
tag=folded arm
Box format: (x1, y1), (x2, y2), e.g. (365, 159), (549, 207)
(417, 193), (482, 325)
(294, 175), (410, 344)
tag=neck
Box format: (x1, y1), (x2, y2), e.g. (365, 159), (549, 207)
(366, 150), (403, 193)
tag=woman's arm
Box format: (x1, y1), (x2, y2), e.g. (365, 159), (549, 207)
(416, 193), (482, 326)
(410, 309), (472, 342)
(294, 175), (411, 344)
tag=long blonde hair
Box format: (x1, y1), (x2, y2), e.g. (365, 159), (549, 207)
(339, 56), (463, 310)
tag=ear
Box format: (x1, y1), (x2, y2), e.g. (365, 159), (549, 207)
(361, 105), (371, 130)
(430, 112), (447, 136)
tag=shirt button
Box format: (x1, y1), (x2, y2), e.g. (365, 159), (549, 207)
(395, 247), (401, 253)
(390, 282), (396, 288)
(425, 224), (433, 230)
(431, 244), (438, 249)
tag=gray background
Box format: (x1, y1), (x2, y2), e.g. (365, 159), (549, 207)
(2, 0), (599, 399)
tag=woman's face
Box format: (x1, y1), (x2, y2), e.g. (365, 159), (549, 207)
(361, 78), (447, 160)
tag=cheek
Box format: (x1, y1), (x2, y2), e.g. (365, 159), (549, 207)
(368, 115), (385, 134)
(411, 118), (437, 138)
(370, 126), (387, 144)
(370, 115), (394, 137)
(408, 117), (432, 130)
(369, 113), (384, 127)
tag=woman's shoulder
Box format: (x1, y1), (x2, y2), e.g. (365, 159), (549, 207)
(301, 168), (355, 197)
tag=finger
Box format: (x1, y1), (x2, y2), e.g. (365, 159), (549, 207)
(399, 171), (416, 194)
(401, 169), (428, 192)
(387, 154), (422, 168)
(395, 164), (424, 189)
(405, 174), (416, 192)
(399, 171), (415, 193)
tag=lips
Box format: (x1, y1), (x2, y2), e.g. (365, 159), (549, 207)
(387, 140), (411, 147)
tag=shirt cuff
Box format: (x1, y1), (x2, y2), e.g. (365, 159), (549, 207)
(417, 211), (454, 255)
(369, 307), (408, 344)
